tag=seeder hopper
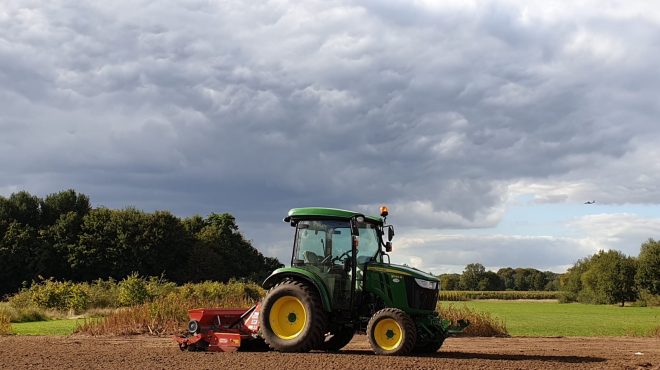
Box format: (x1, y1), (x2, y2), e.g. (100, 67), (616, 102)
(175, 305), (264, 352)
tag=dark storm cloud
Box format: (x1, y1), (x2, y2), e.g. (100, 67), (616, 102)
(2, 1), (660, 265)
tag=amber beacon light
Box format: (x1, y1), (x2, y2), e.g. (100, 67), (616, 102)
(379, 206), (389, 217)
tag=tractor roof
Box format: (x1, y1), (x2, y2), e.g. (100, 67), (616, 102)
(284, 207), (382, 224)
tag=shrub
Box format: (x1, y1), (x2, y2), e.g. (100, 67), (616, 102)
(118, 273), (152, 306)
(637, 291), (660, 307)
(145, 275), (177, 300)
(7, 289), (33, 310)
(558, 291), (575, 303)
(177, 279), (264, 302)
(87, 278), (120, 308)
(22, 278), (90, 313)
(0, 303), (50, 323)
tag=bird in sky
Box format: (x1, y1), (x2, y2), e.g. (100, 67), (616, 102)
(584, 200), (596, 204)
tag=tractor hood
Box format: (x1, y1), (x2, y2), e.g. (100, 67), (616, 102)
(367, 263), (439, 282)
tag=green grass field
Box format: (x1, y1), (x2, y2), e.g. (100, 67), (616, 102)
(5, 302), (659, 337)
(11, 319), (87, 336)
(442, 301), (660, 336)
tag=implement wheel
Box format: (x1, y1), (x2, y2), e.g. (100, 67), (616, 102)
(260, 279), (327, 352)
(320, 326), (355, 352)
(367, 308), (416, 355)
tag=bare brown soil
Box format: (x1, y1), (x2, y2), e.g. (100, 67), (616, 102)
(0, 335), (658, 370)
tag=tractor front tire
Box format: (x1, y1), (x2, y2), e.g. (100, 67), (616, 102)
(320, 326), (355, 352)
(367, 308), (416, 356)
(260, 279), (327, 352)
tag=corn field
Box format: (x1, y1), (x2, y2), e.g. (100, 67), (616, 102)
(440, 290), (560, 301)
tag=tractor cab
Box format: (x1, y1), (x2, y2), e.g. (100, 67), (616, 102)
(287, 211), (385, 310)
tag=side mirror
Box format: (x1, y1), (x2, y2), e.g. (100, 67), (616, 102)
(387, 225), (395, 241)
(385, 242), (392, 252)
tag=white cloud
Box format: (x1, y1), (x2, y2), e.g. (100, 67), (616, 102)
(390, 231), (582, 274)
(388, 212), (660, 274)
(569, 213), (660, 256)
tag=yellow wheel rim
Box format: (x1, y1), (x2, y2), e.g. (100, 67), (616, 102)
(373, 318), (403, 351)
(269, 296), (307, 340)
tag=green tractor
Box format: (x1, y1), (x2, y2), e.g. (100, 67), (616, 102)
(259, 207), (467, 355)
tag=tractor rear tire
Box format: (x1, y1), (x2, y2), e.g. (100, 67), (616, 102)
(367, 308), (416, 355)
(260, 279), (327, 352)
(320, 326), (355, 351)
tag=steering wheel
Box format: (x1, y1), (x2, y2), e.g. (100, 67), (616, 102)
(320, 254), (333, 265)
(331, 250), (352, 264)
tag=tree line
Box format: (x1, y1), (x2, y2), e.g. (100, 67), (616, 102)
(560, 240), (659, 306)
(0, 190), (282, 296)
(439, 264), (560, 292)
(439, 239), (659, 306)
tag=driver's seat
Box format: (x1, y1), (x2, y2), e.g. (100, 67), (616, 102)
(304, 251), (321, 264)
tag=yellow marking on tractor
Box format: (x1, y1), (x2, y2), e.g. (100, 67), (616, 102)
(368, 266), (411, 276)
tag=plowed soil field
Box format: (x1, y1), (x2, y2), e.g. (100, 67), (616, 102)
(1, 335), (658, 370)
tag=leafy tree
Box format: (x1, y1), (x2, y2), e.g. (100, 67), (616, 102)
(173, 213), (282, 283)
(0, 221), (42, 295)
(40, 189), (90, 226)
(559, 256), (592, 302)
(581, 250), (638, 306)
(636, 239), (660, 295)
(497, 268), (515, 290)
(543, 271), (560, 291)
(0, 191), (41, 227)
(513, 268), (531, 290)
(140, 211), (189, 276)
(439, 273), (461, 291)
(530, 270), (547, 291)
(71, 208), (117, 280)
(478, 271), (504, 291)
(460, 263), (486, 291)
(262, 256), (284, 276)
(34, 211), (83, 279)
(182, 215), (207, 235)
(0, 190), (283, 294)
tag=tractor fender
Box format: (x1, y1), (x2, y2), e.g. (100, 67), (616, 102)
(262, 268), (332, 312)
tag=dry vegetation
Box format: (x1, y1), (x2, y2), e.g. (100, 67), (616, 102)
(76, 281), (263, 335)
(4, 276), (511, 338)
(77, 282), (509, 337)
(439, 303), (508, 337)
(651, 326), (660, 338)
(0, 312), (12, 335)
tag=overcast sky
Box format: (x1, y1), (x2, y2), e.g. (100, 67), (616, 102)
(2, 0), (660, 274)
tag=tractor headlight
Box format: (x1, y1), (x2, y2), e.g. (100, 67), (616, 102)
(414, 278), (438, 290)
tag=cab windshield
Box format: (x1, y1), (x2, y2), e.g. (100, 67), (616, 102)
(293, 220), (381, 265)
(356, 222), (380, 264)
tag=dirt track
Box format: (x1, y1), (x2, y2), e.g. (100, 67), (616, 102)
(1, 335), (658, 370)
